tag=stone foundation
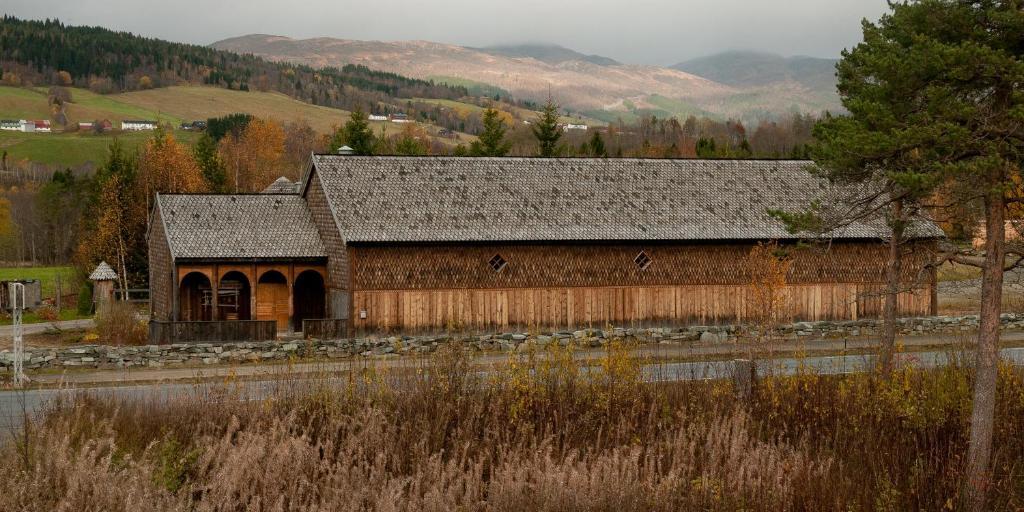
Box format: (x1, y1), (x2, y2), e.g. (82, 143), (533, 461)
(2, 313), (1022, 373)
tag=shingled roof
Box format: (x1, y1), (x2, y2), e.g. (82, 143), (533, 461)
(309, 156), (942, 243)
(156, 194), (325, 259)
(263, 176), (299, 194)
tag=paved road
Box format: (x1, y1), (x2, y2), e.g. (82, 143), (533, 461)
(0, 318), (94, 337)
(4, 346), (1024, 433)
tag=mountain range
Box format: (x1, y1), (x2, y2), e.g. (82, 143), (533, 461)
(213, 35), (841, 122)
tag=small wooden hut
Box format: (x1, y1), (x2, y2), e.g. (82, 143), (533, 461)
(89, 261), (118, 306)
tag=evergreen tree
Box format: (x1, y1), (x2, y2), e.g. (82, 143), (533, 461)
(737, 139), (752, 157)
(588, 130), (606, 157)
(331, 109), (376, 155)
(206, 113), (252, 142)
(783, 3), (1024, 508)
(695, 137), (717, 158)
(532, 97), (563, 157)
(469, 108), (512, 157)
(193, 133), (226, 192)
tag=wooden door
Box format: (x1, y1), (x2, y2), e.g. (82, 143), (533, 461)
(257, 280), (290, 331)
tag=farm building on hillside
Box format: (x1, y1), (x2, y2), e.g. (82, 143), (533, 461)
(122, 120), (157, 131)
(0, 120), (19, 131)
(148, 156), (943, 335)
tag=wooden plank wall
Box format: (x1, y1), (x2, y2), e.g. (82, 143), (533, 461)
(149, 320), (277, 344)
(351, 284), (933, 333)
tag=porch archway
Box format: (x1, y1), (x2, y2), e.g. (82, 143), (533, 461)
(293, 270), (326, 332)
(218, 271), (252, 320)
(179, 272), (212, 321)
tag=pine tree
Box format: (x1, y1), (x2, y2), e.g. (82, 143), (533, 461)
(588, 130), (606, 157)
(532, 97), (563, 157)
(782, 3), (1024, 509)
(469, 108), (511, 157)
(342, 109), (376, 156)
(695, 137), (717, 158)
(193, 133), (226, 192)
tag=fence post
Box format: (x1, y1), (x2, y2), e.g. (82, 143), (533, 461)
(55, 274), (62, 311)
(733, 359), (756, 402)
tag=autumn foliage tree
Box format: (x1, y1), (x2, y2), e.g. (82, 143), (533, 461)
(138, 127), (207, 207)
(393, 122), (431, 156)
(76, 141), (143, 290)
(219, 118), (286, 192)
(744, 242), (792, 359)
(78, 129), (210, 290)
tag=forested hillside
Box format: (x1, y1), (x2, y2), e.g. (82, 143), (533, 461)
(0, 17), (466, 112)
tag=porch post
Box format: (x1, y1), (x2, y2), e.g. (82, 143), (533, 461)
(172, 265), (180, 321)
(211, 264), (219, 321)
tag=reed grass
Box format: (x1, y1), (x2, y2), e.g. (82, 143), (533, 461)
(3, 340), (1024, 511)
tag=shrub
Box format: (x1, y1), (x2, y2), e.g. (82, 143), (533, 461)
(35, 305), (59, 321)
(94, 301), (147, 345)
(77, 282), (93, 316)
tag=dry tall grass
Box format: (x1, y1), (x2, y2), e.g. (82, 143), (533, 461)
(93, 301), (147, 345)
(3, 341), (1024, 511)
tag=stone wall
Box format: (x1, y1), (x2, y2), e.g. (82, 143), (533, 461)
(3, 313), (1023, 373)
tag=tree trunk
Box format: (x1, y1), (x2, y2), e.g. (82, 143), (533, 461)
(965, 191), (1005, 512)
(880, 199), (905, 375)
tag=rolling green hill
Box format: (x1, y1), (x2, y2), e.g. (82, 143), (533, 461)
(672, 51), (838, 100)
(0, 85), (472, 167)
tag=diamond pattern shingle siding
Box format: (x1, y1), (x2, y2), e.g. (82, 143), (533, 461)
(157, 194), (326, 259)
(311, 156), (941, 242)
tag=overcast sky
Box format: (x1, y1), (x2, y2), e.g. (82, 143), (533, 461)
(2, 0), (889, 65)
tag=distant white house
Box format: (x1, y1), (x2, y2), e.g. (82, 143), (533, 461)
(122, 120), (158, 131)
(18, 120), (33, 133)
(0, 120), (19, 131)
(563, 123), (588, 131)
(368, 114), (388, 122)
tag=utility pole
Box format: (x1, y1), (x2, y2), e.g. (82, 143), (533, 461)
(10, 282), (27, 387)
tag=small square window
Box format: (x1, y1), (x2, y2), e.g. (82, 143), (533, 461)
(489, 254), (507, 272)
(634, 251), (652, 270)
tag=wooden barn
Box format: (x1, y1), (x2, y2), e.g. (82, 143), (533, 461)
(148, 156), (942, 335)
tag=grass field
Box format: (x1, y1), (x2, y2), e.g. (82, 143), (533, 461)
(0, 85), (352, 131)
(0, 307), (87, 326)
(0, 85), (476, 166)
(645, 94), (715, 118)
(426, 75), (512, 98)
(937, 261), (984, 282)
(0, 265), (78, 299)
(0, 130), (203, 167)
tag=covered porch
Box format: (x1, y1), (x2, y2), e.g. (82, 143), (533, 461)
(174, 261), (327, 333)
